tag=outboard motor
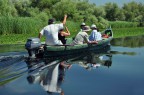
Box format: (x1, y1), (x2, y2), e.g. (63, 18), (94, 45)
(25, 37), (42, 58)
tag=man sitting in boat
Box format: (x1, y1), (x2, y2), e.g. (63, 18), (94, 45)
(38, 15), (67, 45)
(89, 24), (102, 41)
(72, 25), (98, 45)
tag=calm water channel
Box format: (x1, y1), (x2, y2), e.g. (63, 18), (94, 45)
(0, 35), (144, 95)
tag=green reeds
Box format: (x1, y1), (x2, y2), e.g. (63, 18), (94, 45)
(0, 17), (144, 44)
(109, 21), (139, 28)
(65, 21), (80, 37)
(113, 27), (144, 38)
(0, 16), (44, 35)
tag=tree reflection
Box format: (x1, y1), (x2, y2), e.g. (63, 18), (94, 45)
(111, 35), (144, 47)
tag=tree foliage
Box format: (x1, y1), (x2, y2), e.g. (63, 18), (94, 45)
(0, 0), (144, 27)
(0, 0), (17, 16)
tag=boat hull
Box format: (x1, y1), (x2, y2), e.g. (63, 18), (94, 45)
(43, 37), (112, 57)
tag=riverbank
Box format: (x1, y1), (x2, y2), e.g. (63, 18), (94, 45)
(0, 27), (144, 44)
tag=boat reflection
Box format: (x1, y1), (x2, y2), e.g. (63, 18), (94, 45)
(25, 49), (112, 95)
(26, 60), (71, 95)
(68, 53), (112, 70)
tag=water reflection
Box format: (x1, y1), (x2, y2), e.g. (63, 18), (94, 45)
(111, 35), (144, 47)
(66, 52), (112, 69)
(0, 35), (144, 95)
(25, 50), (112, 95)
(110, 50), (136, 56)
(0, 44), (25, 53)
(26, 60), (67, 95)
(26, 60), (72, 95)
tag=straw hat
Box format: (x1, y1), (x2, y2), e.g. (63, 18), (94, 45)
(83, 26), (91, 32)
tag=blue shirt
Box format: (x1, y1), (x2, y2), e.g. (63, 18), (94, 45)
(89, 30), (102, 41)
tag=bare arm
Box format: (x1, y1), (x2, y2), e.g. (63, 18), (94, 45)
(62, 15), (67, 25)
(38, 33), (42, 39)
(84, 36), (98, 44)
(89, 41), (98, 44)
(65, 26), (70, 33)
(60, 26), (70, 36)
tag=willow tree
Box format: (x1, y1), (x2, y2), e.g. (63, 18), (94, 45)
(104, 3), (120, 21)
(0, 0), (17, 16)
(123, 1), (144, 21)
(51, 0), (77, 21)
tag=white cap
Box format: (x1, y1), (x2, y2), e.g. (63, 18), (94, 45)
(91, 24), (97, 28)
(81, 22), (86, 26)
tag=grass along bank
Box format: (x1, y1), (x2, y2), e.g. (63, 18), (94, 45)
(112, 27), (144, 38)
(0, 27), (144, 44)
(0, 17), (45, 35)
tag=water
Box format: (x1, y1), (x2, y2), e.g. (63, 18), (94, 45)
(0, 36), (144, 95)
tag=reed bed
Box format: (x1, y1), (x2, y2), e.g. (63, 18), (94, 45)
(109, 21), (139, 28)
(113, 27), (144, 38)
(0, 27), (144, 44)
(0, 16), (144, 44)
(0, 17), (44, 35)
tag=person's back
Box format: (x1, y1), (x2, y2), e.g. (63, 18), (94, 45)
(97, 31), (102, 41)
(38, 15), (67, 45)
(89, 24), (102, 41)
(42, 24), (64, 45)
(73, 31), (88, 45)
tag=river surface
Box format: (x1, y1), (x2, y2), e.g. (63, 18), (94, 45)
(0, 35), (144, 95)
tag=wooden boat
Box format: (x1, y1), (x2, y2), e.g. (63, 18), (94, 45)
(25, 27), (113, 58)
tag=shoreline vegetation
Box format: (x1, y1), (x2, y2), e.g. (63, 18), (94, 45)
(0, 27), (144, 45)
(0, 17), (144, 44)
(0, 0), (144, 44)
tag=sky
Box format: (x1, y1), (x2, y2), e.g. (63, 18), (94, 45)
(89, 0), (144, 7)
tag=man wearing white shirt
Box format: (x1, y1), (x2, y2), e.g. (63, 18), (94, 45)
(38, 15), (67, 45)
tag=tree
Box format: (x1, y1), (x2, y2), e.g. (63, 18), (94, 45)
(104, 3), (120, 21)
(30, 0), (59, 10)
(93, 6), (106, 18)
(0, 0), (17, 16)
(12, 0), (31, 17)
(116, 9), (125, 21)
(51, 0), (77, 21)
(123, 1), (141, 21)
